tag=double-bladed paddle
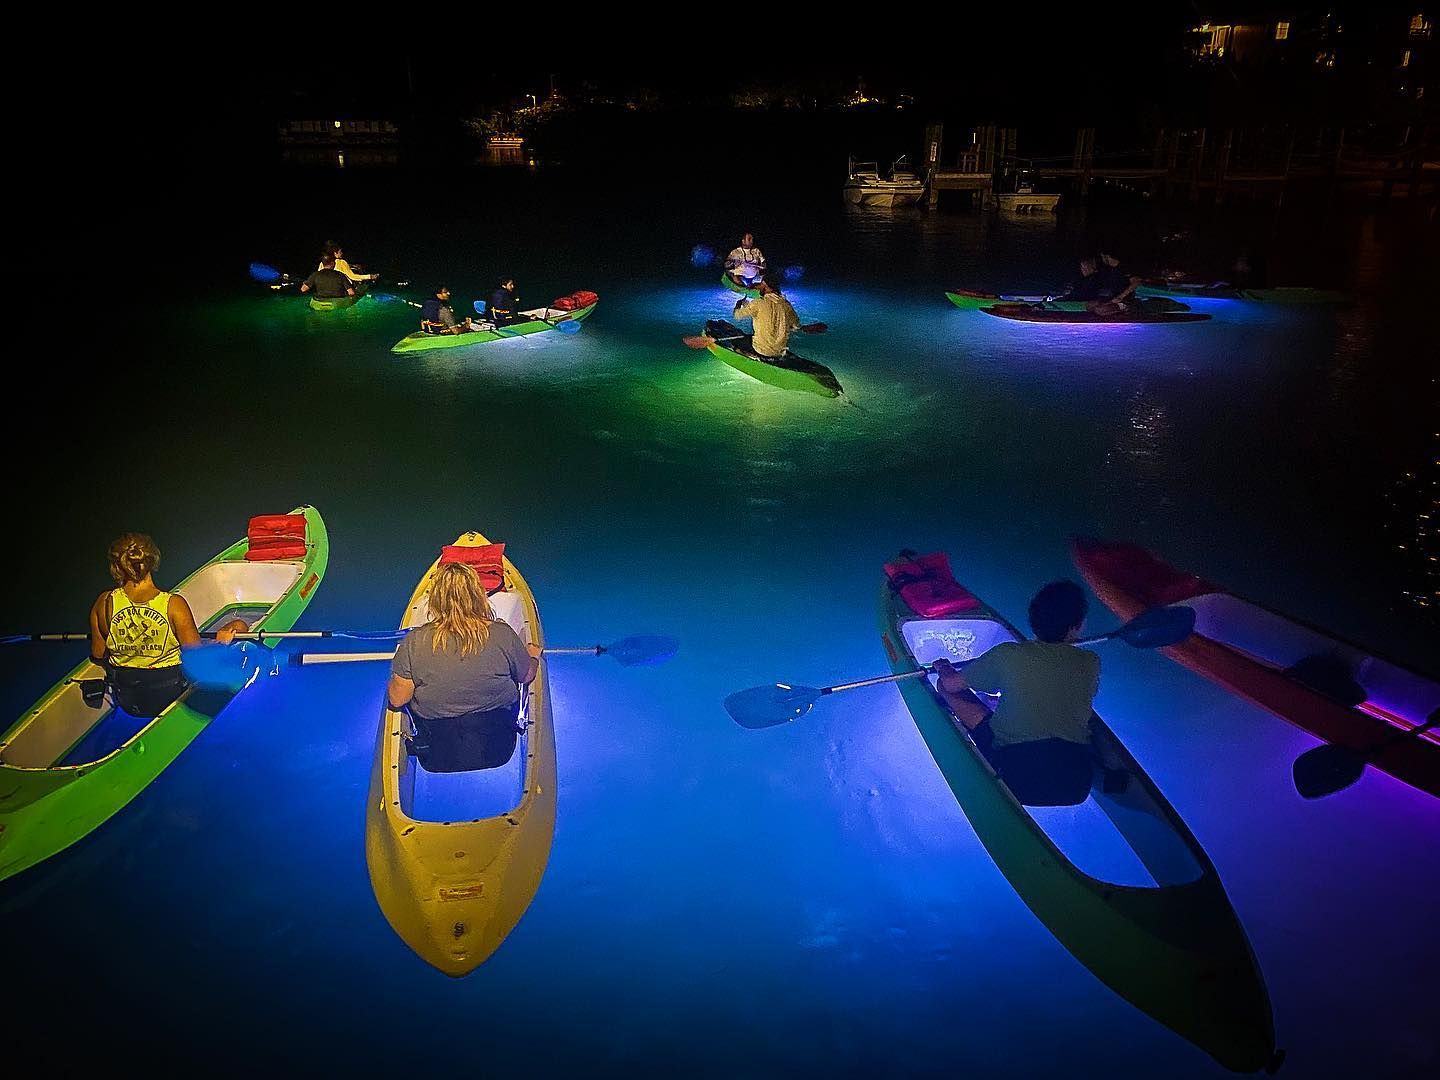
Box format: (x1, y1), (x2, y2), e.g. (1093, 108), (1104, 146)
(723, 605), (1196, 729)
(284, 633), (679, 668)
(1292, 708), (1440, 799)
(682, 323), (828, 349)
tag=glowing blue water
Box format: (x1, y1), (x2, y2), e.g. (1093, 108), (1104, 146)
(3, 183), (1437, 1076)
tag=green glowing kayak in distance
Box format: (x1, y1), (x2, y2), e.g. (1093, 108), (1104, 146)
(877, 568), (1278, 1073)
(0, 506), (329, 883)
(391, 303), (597, 354)
(703, 319), (843, 398)
(721, 272), (761, 298)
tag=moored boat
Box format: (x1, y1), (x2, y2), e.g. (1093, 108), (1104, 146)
(366, 532), (556, 976)
(877, 561), (1277, 1073)
(702, 319), (843, 398)
(0, 506), (329, 882)
(1072, 538), (1440, 797)
(391, 291), (597, 354)
(844, 156), (926, 208)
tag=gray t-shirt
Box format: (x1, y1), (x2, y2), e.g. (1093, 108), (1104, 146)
(392, 621), (530, 719)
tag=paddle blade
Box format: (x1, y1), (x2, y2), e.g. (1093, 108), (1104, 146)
(1293, 744), (1368, 799)
(1116, 605), (1195, 648)
(681, 334), (715, 349)
(556, 319), (583, 334)
(181, 642), (263, 692)
(249, 262), (282, 284)
(603, 635), (679, 667)
(474, 300), (488, 314)
(724, 683), (822, 729)
(691, 244), (717, 268)
(798, 322), (828, 334)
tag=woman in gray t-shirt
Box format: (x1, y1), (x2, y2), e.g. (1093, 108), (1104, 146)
(387, 561), (540, 726)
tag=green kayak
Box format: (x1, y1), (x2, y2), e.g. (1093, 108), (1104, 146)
(878, 569), (1277, 1073)
(391, 302), (597, 354)
(703, 319), (843, 398)
(721, 272), (761, 298)
(1136, 281), (1347, 304)
(0, 506), (329, 882)
(309, 295), (361, 312)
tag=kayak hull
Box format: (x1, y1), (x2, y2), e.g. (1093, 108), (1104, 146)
(366, 532), (556, 976)
(947, 290), (1189, 314)
(703, 319), (843, 398)
(1137, 282), (1347, 304)
(1072, 538), (1440, 797)
(982, 302), (1209, 324)
(309, 295), (360, 311)
(878, 572), (1276, 1072)
(0, 506), (329, 882)
(721, 272), (761, 298)
(391, 302), (596, 354)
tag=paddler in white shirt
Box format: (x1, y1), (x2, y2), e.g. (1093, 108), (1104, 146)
(724, 232), (766, 288)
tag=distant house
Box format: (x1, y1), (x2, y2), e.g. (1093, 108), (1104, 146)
(278, 119), (400, 144)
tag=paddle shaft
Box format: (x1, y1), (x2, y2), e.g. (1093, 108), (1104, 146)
(291, 644), (607, 666)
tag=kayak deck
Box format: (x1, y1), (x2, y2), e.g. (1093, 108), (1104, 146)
(366, 531), (556, 976)
(0, 506), (329, 883)
(721, 271), (761, 298)
(947, 290), (1189, 313)
(391, 302), (596, 354)
(1072, 538), (1440, 797)
(1137, 281), (1347, 304)
(878, 574), (1275, 1072)
(703, 319), (843, 398)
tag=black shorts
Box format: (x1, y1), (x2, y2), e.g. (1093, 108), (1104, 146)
(409, 699), (521, 773)
(109, 666), (188, 719)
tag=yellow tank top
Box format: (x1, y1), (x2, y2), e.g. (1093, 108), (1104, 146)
(106, 588), (182, 669)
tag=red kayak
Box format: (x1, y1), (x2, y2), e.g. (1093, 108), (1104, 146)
(982, 302), (1209, 324)
(1071, 538), (1440, 798)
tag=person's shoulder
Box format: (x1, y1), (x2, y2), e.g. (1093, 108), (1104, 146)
(491, 618), (523, 643)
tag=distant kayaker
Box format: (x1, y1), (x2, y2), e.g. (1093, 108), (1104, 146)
(421, 285), (474, 335)
(88, 533), (246, 718)
(489, 279), (521, 327)
(725, 233), (767, 286)
(1094, 250), (1141, 313)
(387, 562), (542, 772)
(321, 241), (379, 285)
(299, 255), (357, 301)
(931, 580), (1123, 801)
(731, 272), (801, 358)
(1059, 257), (1106, 303)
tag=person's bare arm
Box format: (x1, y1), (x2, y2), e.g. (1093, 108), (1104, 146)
(387, 674), (416, 710)
(89, 593), (109, 664)
(932, 659), (989, 730)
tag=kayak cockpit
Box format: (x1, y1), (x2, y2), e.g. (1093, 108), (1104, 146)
(900, 616), (1206, 889)
(0, 560), (301, 771)
(1187, 593), (1440, 740)
(393, 590), (534, 824)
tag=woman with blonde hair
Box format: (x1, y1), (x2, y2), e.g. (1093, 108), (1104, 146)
(88, 532), (247, 718)
(387, 561), (541, 772)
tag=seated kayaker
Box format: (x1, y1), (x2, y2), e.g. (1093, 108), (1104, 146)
(321, 240), (379, 285)
(299, 255), (357, 301)
(724, 232), (766, 287)
(731, 271), (801, 359)
(88, 533), (246, 718)
(420, 285), (474, 335)
(386, 562), (542, 773)
(1058, 257), (1106, 303)
(931, 580), (1121, 806)
(489, 279), (521, 327)
(1094, 250), (1141, 314)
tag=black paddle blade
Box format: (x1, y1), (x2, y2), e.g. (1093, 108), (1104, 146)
(1292, 744), (1368, 799)
(605, 635), (680, 667)
(1117, 605), (1196, 649)
(724, 683), (822, 729)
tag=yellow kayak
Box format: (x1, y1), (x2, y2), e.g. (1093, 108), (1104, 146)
(365, 531), (556, 976)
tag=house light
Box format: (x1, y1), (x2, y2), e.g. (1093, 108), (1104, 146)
(333, 120), (342, 129)
(1276, 21), (1289, 39)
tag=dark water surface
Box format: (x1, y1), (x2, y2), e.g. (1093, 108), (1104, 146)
(4, 161), (1438, 1076)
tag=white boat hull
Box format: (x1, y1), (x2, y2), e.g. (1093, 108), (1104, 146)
(844, 184), (925, 208)
(996, 193), (1062, 213)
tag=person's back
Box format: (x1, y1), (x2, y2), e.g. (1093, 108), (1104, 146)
(962, 639), (1099, 747)
(733, 279), (800, 358)
(301, 257), (356, 300)
(489, 281), (519, 326)
(393, 620), (530, 720)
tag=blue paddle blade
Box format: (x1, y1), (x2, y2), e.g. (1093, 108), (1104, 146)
(555, 319), (582, 334)
(724, 683), (822, 729)
(249, 262), (282, 284)
(690, 244), (716, 268)
(181, 642), (263, 692)
(604, 635), (679, 667)
(783, 264), (805, 281)
(474, 300), (488, 314)
(1117, 605), (1195, 648)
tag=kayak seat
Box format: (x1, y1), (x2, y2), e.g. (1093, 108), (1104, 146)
(990, 738), (1094, 807)
(1285, 652), (1367, 708)
(408, 701), (521, 774)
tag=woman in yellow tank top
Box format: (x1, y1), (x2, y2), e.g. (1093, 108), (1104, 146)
(86, 533), (247, 718)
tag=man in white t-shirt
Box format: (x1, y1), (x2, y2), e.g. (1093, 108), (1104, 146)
(724, 232), (766, 286)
